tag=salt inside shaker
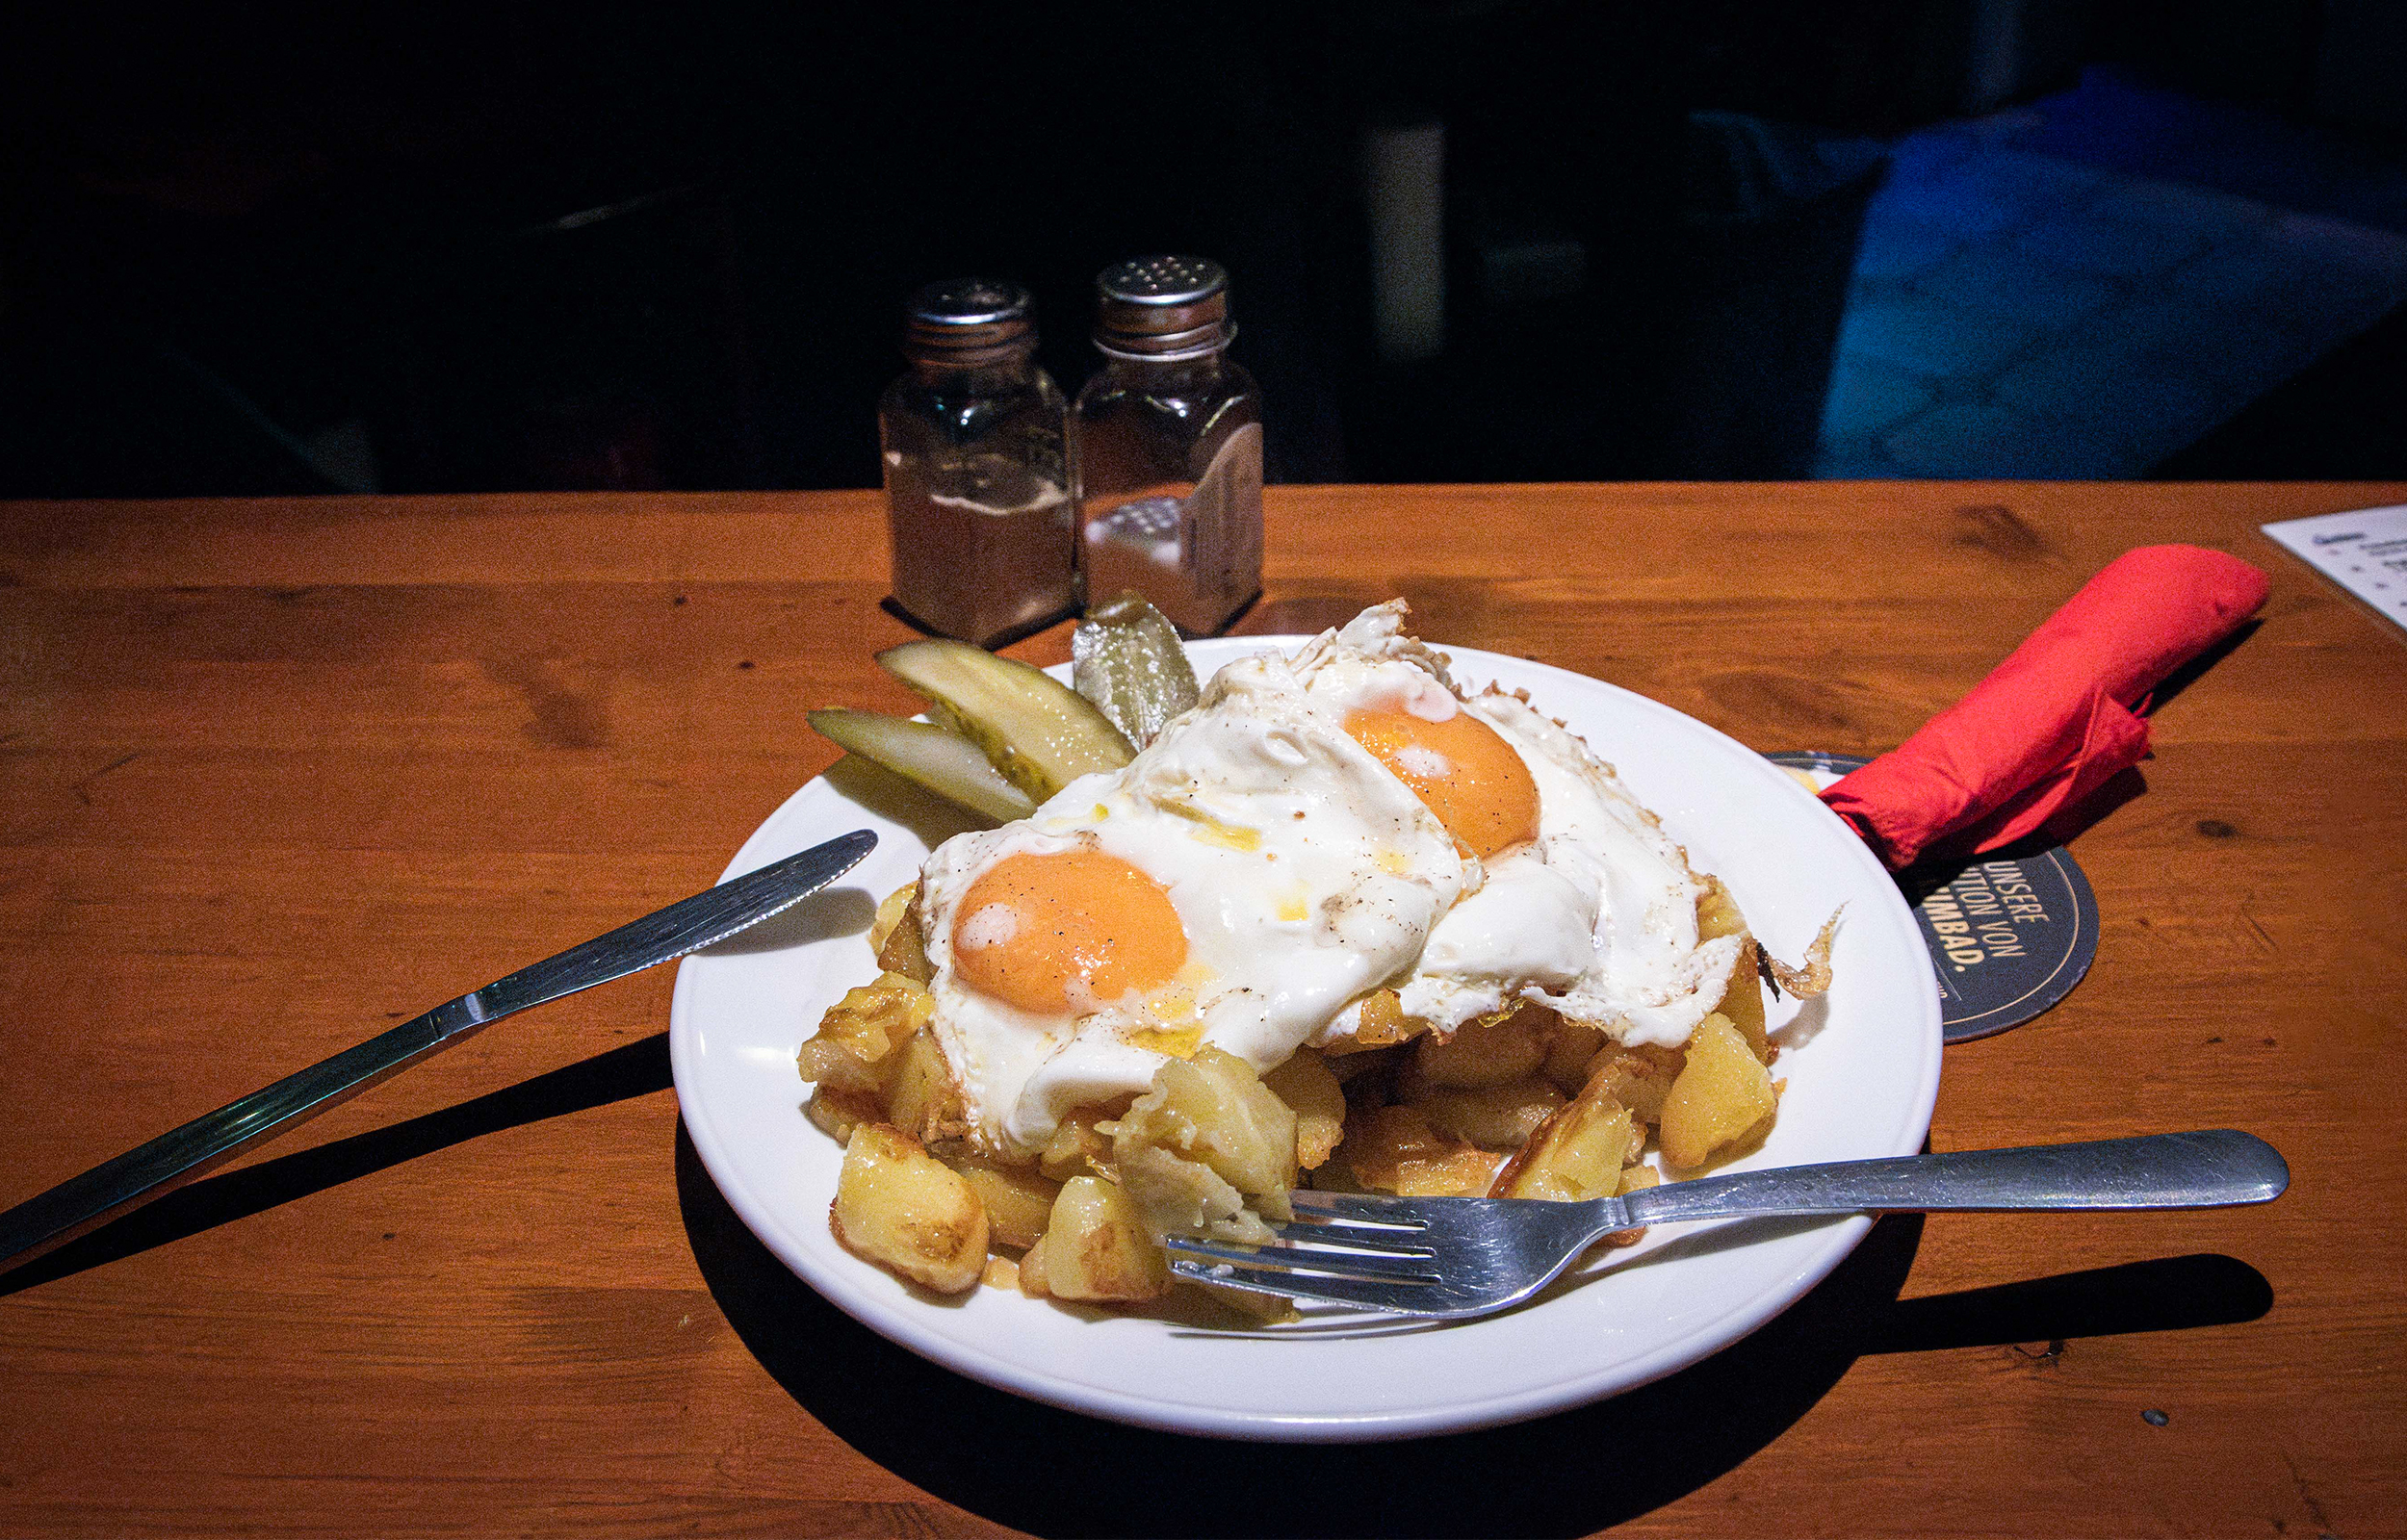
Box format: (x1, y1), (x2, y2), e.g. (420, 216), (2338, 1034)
(1070, 257), (1263, 635)
(878, 279), (1074, 647)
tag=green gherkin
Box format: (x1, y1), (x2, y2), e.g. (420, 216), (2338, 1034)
(1072, 591), (1202, 750)
(876, 638), (1133, 803)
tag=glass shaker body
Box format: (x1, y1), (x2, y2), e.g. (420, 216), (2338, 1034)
(1071, 257), (1263, 635)
(879, 283), (1074, 648)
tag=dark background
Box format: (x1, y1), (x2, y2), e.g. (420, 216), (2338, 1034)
(2, 0), (2400, 499)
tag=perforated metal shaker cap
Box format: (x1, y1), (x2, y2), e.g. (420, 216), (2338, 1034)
(1093, 255), (1233, 359)
(902, 277), (1037, 364)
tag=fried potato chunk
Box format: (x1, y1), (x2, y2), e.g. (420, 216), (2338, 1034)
(1540, 1018), (1609, 1096)
(868, 882), (914, 957)
(871, 883), (935, 984)
(1025, 1175), (1172, 1302)
(1178, 1278), (1301, 1325)
(1326, 988), (1433, 1053)
(1038, 1104), (1119, 1182)
(1602, 1163), (1660, 1247)
(1339, 1104), (1507, 1197)
(804, 1086), (882, 1144)
(1659, 1013), (1777, 1169)
(796, 973), (934, 1094)
(882, 1027), (967, 1145)
(1587, 1041), (1685, 1126)
(1116, 1142), (1275, 1244)
(1694, 878), (1772, 1064)
(1490, 1081), (1641, 1202)
(1411, 1005), (1553, 1089)
(1113, 1046), (1297, 1199)
(952, 1161), (1060, 1252)
(1411, 1075), (1566, 1151)
(1261, 1049), (1346, 1170)
(829, 1123), (987, 1294)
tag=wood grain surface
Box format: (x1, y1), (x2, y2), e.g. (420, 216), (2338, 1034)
(1, 482), (2402, 1537)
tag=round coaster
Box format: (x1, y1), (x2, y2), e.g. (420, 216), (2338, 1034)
(1765, 752), (2100, 1043)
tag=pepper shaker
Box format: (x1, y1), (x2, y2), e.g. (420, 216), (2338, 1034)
(878, 279), (1074, 648)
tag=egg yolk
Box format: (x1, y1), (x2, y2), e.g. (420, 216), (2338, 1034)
(951, 849), (1188, 1015)
(1345, 705), (1540, 859)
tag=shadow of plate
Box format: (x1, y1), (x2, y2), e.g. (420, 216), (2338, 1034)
(680, 1122), (2272, 1536)
(692, 1120), (2130, 1537)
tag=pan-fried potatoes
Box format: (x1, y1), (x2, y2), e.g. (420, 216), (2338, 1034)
(954, 1161), (1060, 1252)
(1492, 1078), (1641, 1203)
(794, 973), (930, 1094)
(1261, 1051), (1346, 1169)
(830, 1123), (987, 1294)
(1112, 1046), (1298, 1201)
(801, 845), (1831, 1310)
(1336, 1104), (1509, 1197)
(1659, 1013), (1778, 1170)
(1411, 1075), (1566, 1152)
(1022, 1174), (1171, 1302)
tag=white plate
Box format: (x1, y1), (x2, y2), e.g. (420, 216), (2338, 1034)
(670, 639), (1943, 1442)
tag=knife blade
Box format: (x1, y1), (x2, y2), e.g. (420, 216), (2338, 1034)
(0, 829), (876, 1272)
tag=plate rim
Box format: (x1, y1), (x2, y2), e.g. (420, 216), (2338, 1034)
(670, 636), (1943, 1441)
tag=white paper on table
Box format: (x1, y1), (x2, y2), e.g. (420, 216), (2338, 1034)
(2262, 503), (2407, 633)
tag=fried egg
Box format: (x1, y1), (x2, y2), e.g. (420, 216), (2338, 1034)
(917, 645), (1463, 1156)
(1291, 603), (1744, 1050)
(915, 602), (1744, 1158)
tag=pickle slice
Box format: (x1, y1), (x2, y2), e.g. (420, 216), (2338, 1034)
(807, 708), (1036, 824)
(875, 639), (1134, 802)
(1072, 591), (1201, 750)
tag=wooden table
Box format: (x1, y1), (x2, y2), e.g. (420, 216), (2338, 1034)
(3, 483), (2402, 1537)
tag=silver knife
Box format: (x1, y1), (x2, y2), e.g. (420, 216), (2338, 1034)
(0, 829), (876, 1271)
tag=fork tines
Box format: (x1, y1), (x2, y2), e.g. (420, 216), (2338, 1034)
(1161, 1191), (1453, 1303)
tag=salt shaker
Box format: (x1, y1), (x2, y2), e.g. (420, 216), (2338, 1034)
(1071, 256), (1263, 635)
(878, 279), (1074, 647)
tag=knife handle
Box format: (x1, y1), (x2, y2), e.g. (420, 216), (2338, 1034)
(0, 996), (488, 1270)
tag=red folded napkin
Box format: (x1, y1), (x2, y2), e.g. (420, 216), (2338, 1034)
(1821, 545), (2269, 871)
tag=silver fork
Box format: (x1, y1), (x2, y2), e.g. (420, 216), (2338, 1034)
(1162, 1130), (2289, 1320)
